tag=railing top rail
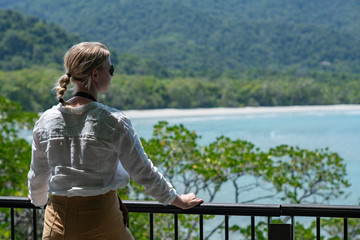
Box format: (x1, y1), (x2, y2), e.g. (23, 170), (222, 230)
(0, 196), (32, 209)
(125, 200), (281, 216)
(1, 196), (359, 218)
(281, 203), (360, 218)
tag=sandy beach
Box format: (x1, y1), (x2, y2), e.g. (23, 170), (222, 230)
(124, 104), (360, 119)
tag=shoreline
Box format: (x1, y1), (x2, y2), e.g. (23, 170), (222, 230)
(124, 104), (360, 119)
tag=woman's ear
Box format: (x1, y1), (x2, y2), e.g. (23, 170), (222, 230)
(91, 69), (98, 81)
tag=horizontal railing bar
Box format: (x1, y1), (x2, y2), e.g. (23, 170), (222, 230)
(281, 204), (360, 218)
(0, 196), (36, 209)
(125, 201), (281, 216)
(1, 196), (360, 218)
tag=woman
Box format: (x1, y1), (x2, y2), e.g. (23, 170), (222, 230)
(28, 42), (203, 239)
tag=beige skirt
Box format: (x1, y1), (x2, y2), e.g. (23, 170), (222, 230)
(42, 190), (134, 240)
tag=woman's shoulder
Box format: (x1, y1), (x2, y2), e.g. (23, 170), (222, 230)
(37, 104), (62, 121)
(97, 104), (126, 118)
(97, 103), (132, 126)
(33, 104), (64, 130)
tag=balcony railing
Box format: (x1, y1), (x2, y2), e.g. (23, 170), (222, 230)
(1, 196), (359, 240)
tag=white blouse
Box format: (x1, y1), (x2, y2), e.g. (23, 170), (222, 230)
(28, 102), (176, 207)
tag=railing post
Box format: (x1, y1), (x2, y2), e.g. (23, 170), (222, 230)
(11, 208), (15, 240)
(268, 216), (272, 240)
(316, 217), (321, 240)
(199, 214), (203, 240)
(291, 216), (294, 240)
(251, 216), (255, 240)
(225, 215), (229, 240)
(149, 213), (153, 240)
(33, 209), (37, 240)
(344, 218), (348, 240)
(174, 213), (178, 240)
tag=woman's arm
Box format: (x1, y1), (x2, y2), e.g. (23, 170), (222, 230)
(28, 133), (51, 207)
(115, 116), (203, 206)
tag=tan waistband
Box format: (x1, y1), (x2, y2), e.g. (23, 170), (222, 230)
(50, 190), (117, 209)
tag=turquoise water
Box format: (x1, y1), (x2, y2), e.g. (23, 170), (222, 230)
(129, 107), (360, 205)
(21, 107), (360, 205)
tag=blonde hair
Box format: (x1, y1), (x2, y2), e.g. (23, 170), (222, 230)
(56, 42), (110, 104)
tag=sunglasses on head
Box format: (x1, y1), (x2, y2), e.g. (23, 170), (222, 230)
(109, 65), (115, 76)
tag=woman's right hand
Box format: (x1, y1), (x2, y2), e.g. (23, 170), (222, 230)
(171, 193), (204, 210)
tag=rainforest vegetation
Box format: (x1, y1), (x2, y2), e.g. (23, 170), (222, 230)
(1, 97), (357, 239)
(1, 9), (360, 113)
(1, 1), (360, 238)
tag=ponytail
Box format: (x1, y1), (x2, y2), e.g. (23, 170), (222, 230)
(56, 73), (71, 105)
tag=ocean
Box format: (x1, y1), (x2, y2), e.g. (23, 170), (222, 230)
(20, 104), (359, 238)
(21, 105), (360, 205)
(126, 105), (360, 206)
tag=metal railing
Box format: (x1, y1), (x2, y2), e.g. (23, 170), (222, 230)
(1, 196), (360, 240)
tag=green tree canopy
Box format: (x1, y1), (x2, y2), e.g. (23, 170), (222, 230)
(0, 9), (80, 71)
(1, 1), (360, 73)
(121, 121), (352, 239)
(0, 97), (37, 196)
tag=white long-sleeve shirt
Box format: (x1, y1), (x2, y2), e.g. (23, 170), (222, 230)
(28, 102), (176, 207)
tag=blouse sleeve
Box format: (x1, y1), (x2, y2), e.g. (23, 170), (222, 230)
(115, 117), (176, 205)
(27, 132), (52, 208)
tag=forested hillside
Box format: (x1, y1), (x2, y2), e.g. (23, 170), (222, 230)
(0, 10), (80, 70)
(1, 6), (360, 112)
(1, 0), (360, 73)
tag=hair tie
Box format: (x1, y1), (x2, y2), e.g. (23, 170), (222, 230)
(66, 72), (72, 78)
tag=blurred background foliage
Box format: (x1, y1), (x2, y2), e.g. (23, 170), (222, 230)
(1, 0), (360, 73)
(0, 1), (360, 112)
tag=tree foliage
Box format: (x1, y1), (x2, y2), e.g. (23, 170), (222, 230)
(2, 67), (360, 113)
(0, 10), (80, 71)
(0, 101), (357, 239)
(1, 9), (360, 113)
(1, 1), (360, 73)
(119, 121), (353, 239)
(0, 97), (38, 239)
(104, 71), (360, 110)
(0, 2), (359, 238)
(0, 97), (37, 196)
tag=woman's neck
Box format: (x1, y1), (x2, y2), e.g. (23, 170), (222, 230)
(76, 85), (98, 100)
(64, 87), (98, 107)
